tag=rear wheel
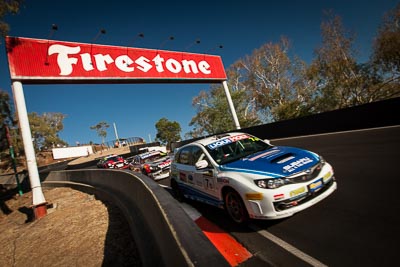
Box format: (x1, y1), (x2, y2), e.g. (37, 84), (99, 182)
(171, 180), (185, 202)
(224, 189), (249, 224)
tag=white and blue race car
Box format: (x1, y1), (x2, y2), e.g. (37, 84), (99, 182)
(170, 132), (337, 224)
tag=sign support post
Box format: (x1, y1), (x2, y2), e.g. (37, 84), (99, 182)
(12, 81), (47, 219)
(222, 80), (241, 130)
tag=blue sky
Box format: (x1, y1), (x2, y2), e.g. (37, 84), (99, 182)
(0, 0), (397, 146)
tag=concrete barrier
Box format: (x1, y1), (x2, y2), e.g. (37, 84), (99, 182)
(42, 170), (229, 267)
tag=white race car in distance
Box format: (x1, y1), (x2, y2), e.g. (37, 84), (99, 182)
(170, 132), (337, 224)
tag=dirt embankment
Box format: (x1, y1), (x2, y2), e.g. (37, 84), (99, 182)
(0, 186), (142, 267)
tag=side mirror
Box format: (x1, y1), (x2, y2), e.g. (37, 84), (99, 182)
(195, 159), (209, 170)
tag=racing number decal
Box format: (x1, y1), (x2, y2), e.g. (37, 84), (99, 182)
(204, 177), (215, 190)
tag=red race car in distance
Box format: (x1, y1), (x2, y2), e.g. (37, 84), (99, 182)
(96, 154), (129, 169)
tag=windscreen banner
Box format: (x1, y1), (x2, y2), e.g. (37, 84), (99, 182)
(6, 36), (227, 84)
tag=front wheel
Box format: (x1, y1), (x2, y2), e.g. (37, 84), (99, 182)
(224, 189), (249, 224)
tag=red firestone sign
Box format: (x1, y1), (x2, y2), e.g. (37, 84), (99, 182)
(6, 36), (227, 84)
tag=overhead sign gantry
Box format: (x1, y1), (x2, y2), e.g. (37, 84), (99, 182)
(5, 36), (241, 218)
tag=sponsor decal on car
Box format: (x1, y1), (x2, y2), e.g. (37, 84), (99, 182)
(207, 134), (250, 150)
(323, 171), (333, 183)
(282, 157), (314, 173)
(289, 186), (307, 198)
(217, 178), (229, 184)
(204, 178), (214, 189)
(309, 179), (323, 192)
(179, 172), (187, 182)
(158, 159), (171, 169)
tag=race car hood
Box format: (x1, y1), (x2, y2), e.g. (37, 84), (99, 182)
(220, 146), (320, 177)
(148, 157), (172, 170)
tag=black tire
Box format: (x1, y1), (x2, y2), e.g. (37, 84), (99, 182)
(171, 180), (185, 202)
(224, 189), (249, 224)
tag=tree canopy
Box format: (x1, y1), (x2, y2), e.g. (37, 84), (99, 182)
(28, 112), (68, 151)
(0, 0), (24, 39)
(187, 7), (400, 138)
(155, 118), (181, 149)
(90, 121), (110, 145)
(0, 90), (14, 151)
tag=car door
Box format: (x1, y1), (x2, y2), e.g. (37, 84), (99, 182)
(173, 146), (195, 186)
(191, 146), (220, 201)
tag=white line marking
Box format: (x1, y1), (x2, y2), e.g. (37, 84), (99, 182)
(180, 202), (203, 221)
(249, 224), (328, 267)
(271, 125), (400, 141)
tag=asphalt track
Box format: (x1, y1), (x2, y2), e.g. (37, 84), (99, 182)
(42, 125), (400, 266)
(184, 126), (400, 267)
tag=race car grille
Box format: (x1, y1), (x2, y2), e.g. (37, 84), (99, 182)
(287, 162), (323, 183)
(273, 178), (334, 212)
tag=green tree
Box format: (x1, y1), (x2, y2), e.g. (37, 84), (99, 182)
(1, 0), (25, 168)
(373, 3), (400, 74)
(369, 3), (400, 100)
(0, 90), (23, 160)
(188, 75), (260, 138)
(308, 10), (369, 111)
(29, 112), (68, 151)
(0, 0), (24, 38)
(240, 36), (316, 122)
(188, 36), (310, 138)
(155, 118), (181, 149)
(0, 90), (14, 152)
(90, 121), (109, 145)
(188, 7), (399, 138)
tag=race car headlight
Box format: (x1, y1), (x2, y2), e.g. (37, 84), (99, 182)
(255, 178), (286, 189)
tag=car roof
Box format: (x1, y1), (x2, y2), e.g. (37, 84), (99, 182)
(103, 154), (120, 159)
(184, 132), (249, 147)
(136, 150), (162, 159)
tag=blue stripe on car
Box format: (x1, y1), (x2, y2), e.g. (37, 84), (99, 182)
(218, 166), (282, 177)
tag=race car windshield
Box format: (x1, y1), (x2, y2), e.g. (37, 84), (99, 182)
(207, 137), (273, 165)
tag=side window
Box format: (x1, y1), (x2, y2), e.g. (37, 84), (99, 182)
(192, 146), (204, 164)
(176, 145), (210, 166)
(177, 146), (191, 165)
(192, 146), (213, 167)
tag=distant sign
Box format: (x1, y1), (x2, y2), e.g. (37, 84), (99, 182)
(6, 36), (227, 84)
(52, 146), (92, 160)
